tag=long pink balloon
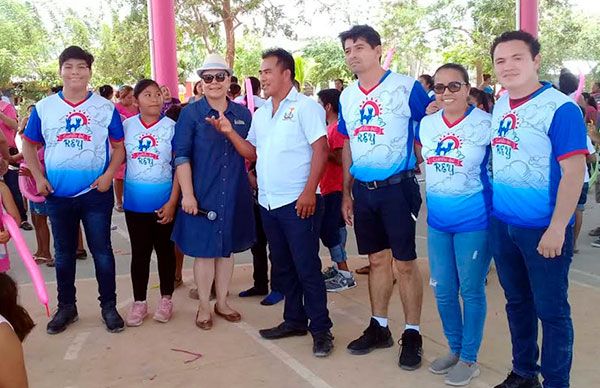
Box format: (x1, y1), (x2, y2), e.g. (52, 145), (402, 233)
(0, 194), (49, 316)
(574, 72), (585, 102)
(18, 162), (45, 203)
(382, 48), (396, 70)
(245, 78), (255, 114)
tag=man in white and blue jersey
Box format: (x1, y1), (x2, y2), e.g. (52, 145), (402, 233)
(23, 46), (126, 335)
(338, 25), (430, 370)
(489, 31), (587, 388)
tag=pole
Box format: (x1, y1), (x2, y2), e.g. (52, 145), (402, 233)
(148, 0), (179, 98)
(517, 0), (539, 38)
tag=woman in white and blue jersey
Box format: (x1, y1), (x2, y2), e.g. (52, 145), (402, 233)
(122, 79), (180, 327)
(415, 63), (492, 386)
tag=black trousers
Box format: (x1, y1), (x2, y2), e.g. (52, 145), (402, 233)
(250, 202), (282, 292)
(125, 211), (175, 301)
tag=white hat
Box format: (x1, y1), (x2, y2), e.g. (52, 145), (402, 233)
(197, 53), (233, 76)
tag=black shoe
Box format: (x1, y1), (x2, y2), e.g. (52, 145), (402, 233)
(347, 318), (394, 355)
(46, 305), (78, 335)
(398, 329), (422, 370)
(313, 331), (334, 358)
(20, 221), (33, 231)
(238, 286), (268, 297)
(494, 372), (541, 388)
(76, 249), (88, 260)
(101, 305), (125, 333)
(259, 322), (308, 340)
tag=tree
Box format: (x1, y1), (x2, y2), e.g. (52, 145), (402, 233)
(232, 34), (263, 79)
(175, 0), (298, 68)
(0, 0), (49, 87)
(301, 39), (353, 88)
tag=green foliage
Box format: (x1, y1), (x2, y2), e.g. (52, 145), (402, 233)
(301, 39), (353, 88)
(233, 35), (263, 79)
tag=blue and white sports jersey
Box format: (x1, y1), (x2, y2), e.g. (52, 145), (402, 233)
(123, 115), (175, 213)
(24, 92), (124, 197)
(417, 106), (492, 233)
(338, 70), (430, 181)
(491, 82), (588, 228)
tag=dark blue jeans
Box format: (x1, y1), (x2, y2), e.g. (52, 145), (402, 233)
(4, 169), (28, 221)
(491, 217), (573, 388)
(260, 198), (332, 334)
(46, 188), (117, 308)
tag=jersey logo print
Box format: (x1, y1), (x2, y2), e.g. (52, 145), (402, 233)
(57, 110), (92, 148)
(354, 98), (385, 145)
(426, 134), (464, 175)
(492, 112), (520, 159)
(132, 134), (159, 165)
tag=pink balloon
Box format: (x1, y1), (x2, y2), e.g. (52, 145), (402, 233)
(382, 48), (396, 70)
(574, 73), (585, 102)
(18, 162), (45, 203)
(245, 78), (255, 115)
(0, 198), (49, 316)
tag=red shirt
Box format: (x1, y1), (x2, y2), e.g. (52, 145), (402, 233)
(320, 121), (345, 195)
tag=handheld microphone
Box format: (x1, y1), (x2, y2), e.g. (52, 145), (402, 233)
(197, 208), (217, 221)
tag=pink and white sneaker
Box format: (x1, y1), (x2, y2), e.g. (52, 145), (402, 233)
(153, 297), (173, 323)
(126, 301), (148, 327)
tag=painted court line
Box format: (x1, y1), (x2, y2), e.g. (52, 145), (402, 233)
(235, 321), (334, 388)
(64, 332), (91, 360)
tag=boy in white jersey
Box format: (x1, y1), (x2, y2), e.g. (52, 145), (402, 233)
(489, 31), (587, 388)
(338, 25), (430, 370)
(23, 46), (126, 334)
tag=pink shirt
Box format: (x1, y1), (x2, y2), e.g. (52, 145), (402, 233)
(0, 101), (17, 148)
(115, 103), (138, 120)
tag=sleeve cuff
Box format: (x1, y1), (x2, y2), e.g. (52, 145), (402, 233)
(23, 134), (42, 145)
(174, 156), (191, 166)
(556, 149), (589, 161)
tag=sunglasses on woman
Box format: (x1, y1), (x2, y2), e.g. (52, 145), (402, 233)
(201, 72), (228, 84)
(433, 81), (468, 94)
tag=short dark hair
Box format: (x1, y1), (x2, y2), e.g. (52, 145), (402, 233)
(335, 78), (344, 84)
(50, 85), (63, 94)
(193, 80), (202, 96)
(434, 63), (470, 84)
(59, 45), (94, 69)
(490, 30), (541, 60)
(229, 83), (242, 96)
(483, 73), (491, 81)
(165, 104), (183, 121)
(0, 273), (35, 342)
(419, 74), (434, 89)
(248, 76), (261, 95)
(133, 79), (160, 99)
(262, 48), (295, 81)
(231, 76), (239, 84)
(339, 25), (381, 50)
(317, 88), (341, 114)
(98, 84), (114, 100)
(558, 69), (578, 96)
(469, 88), (493, 113)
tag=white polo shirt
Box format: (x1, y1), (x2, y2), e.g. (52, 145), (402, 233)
(246, 87), (326, 210)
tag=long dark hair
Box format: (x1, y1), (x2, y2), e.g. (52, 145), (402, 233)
(0, 273), (35, 341)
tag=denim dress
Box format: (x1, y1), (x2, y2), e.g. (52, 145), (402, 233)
(171, 98), (255, 258)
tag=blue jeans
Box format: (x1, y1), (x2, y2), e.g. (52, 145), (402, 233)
(491, 217), (573, 388)
(260, 198), (332, 334)
(4, 169), (28, 221)
(46, 188), (117, 308)
(320, 191), (347, 264)
(428, 226), (491, 363)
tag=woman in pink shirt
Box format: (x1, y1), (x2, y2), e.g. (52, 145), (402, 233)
(113, 85), (138, 211)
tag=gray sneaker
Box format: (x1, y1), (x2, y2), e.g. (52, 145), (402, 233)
(326, 272), (357, 292)
(429, 352), (459, 375)
(322, 266), (338, 281)
(592, 238), (600, 248)
(444, 361), (480, 386)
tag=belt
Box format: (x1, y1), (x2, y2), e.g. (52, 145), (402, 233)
(358, 170), (415, 190)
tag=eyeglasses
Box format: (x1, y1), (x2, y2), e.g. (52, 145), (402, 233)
(201, 72), (228, 84)
(433, 82), (468, 94)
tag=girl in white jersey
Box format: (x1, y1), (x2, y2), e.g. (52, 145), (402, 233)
(415, 64), (492, 386)
(123, 79), (180, 326)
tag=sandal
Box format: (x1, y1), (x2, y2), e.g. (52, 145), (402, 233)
(46, 258), (55, 267)
(114, 205), (124, 213)
(355, 265), (370, 275)
(34, 256), (49, 264)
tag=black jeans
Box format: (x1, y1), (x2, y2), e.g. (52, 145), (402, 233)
(250, 202), (283, 292)
(4, 169), (27, 222)
(125, 211), (175, 301)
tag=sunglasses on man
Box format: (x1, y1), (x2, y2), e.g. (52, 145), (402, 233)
(433, 81), (468, 94)
(201, 72), (229, 84)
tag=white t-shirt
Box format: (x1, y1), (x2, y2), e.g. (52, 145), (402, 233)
(246, 87), (326, 210)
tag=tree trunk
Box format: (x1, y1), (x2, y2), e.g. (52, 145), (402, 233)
(475, 59), (483, 87)
(222, 0), (235, 68)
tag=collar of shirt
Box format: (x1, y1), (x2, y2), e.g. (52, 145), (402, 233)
(263, 86), (299, 112)
(195, 96), (241, 118)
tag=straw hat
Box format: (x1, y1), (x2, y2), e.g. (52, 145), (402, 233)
(196, 53), (233, 76)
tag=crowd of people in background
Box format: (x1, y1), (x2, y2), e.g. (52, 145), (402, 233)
(0, 23), (599, 388)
